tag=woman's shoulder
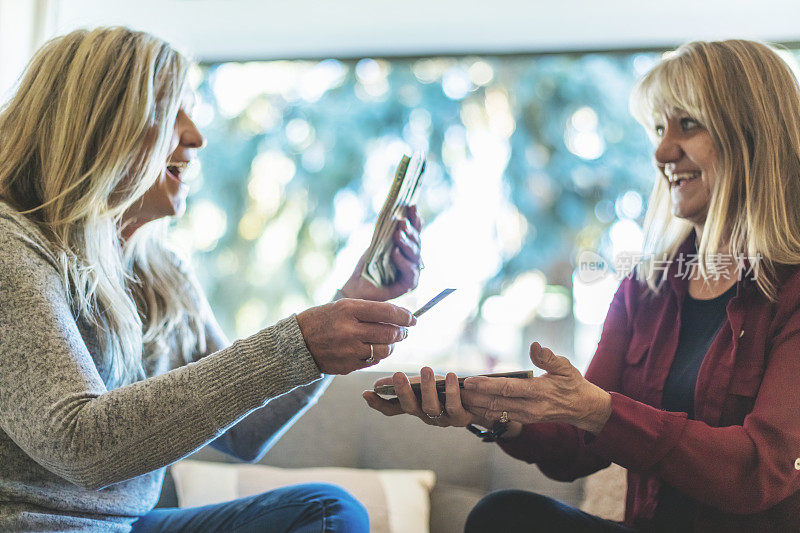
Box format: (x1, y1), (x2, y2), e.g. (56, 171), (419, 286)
(0, 201), (59, 270)
(771, 264), (800, 310)
(618, 271), (662, 308)
(0, 200), (36, 235)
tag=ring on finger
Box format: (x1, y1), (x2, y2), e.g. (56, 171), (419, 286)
(499, 411), (509, 424)
(362, 344), (375, 364)
(425, 408), (446, 422)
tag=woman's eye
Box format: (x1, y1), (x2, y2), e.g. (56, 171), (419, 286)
(680, 117), (699, 130)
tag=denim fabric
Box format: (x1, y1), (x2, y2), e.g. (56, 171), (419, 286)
(131, 483), (369, 533)
(465, 490), (636, 533)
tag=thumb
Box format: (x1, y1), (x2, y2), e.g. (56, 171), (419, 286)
(529, 342), (570, 375)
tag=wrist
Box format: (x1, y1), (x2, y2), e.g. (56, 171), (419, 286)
(498, 421), (523, 440)
(579, 390), (612, 435)
(338, 281), (355, 299)
(340, 277), (369, 300)
(333, 288), (348, 301)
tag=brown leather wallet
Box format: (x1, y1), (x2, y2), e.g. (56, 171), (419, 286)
(373, 370), (533, 399)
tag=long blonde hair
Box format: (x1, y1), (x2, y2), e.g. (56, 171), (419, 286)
(0, 27), (205, 386)
(630, 40), (800, 301)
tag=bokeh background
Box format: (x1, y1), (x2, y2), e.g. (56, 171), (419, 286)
(171, 52), (658, 373)
(5, 0), (800, 374)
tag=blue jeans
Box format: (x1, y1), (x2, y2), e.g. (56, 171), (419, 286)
(465, 490), (636, 533)
(130, 483), (369, 533)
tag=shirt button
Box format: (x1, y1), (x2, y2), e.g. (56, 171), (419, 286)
(794, 458), (800, 470)
(739, 329), (745, 338)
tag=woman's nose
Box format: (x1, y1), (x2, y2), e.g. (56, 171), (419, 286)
(654, 134), (682, 166)
(182, 124), (205, 149)
(179, 114), (206, 149)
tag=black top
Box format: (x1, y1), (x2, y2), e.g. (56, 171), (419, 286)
(652, 283), (737, 531)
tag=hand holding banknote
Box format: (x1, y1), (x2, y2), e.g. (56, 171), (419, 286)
(340, 205), (424, 301)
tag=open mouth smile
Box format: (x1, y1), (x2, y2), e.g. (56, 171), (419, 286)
(165, 161), (190, 184)
(666, 171), (700, 188)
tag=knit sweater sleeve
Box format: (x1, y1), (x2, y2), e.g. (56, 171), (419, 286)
(198, 297), (333, 462)
(0, 217), (321, 490)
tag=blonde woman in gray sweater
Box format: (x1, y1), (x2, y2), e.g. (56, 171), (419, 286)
(0, 27), (423, 532)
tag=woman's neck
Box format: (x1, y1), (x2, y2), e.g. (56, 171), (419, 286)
(688, 222), (739, 299)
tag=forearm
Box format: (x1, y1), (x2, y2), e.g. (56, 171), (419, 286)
(206, 289), (343, 461)
(1, 315), (320, 490)
(586, 393), (800, 513)
(210, 375), (333, 462)
(497, 421), (611, 482)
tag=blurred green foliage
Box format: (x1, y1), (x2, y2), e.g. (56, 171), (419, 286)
(174, 51), (665, 368)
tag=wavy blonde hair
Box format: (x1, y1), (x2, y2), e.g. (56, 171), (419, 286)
(630, 40), (800, 301)
(0, 27), (205, 386)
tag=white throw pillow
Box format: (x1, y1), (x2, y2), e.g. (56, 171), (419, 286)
(170, 460), (436, 533)
(579, 463), (626, 522)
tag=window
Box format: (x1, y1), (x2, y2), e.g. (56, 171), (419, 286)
(174, 51), (664, 373)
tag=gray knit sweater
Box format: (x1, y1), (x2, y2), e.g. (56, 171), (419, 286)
(0, 201), (325, 531)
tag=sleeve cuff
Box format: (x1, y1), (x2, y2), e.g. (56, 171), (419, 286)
(192, 315), (322, 429)
(497, 422), (582, 464)
(585, 392), (688, 471)
(273, 314), (322, 376)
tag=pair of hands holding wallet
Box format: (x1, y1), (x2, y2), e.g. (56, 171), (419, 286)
(364, 369), (531, 439)
(363, 341), (614, 437)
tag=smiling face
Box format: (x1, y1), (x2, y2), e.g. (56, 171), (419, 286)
(653, 109), (719, 229)
(121, 89), (205, 238)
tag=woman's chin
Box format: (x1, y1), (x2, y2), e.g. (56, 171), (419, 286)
(170, 197), (187, 218)
(671, 209), (708, 232)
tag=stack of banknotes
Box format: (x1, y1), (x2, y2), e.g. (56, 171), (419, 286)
(362, 150), (426, 287)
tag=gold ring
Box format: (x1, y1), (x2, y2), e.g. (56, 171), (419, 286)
(426, 408), (446, 422)
(363, 344), (375, 364)
(499, 411), (509, 424)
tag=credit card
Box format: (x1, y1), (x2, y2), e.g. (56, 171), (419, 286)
(412, 288), (455, 318)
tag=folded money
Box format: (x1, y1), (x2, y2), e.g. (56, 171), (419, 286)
(362, 151), (426, 287)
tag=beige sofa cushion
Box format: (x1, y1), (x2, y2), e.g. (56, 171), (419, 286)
(171, 460), (436, 533)
(579, 463), (626, 522)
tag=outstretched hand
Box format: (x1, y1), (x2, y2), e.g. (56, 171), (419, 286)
(296, 299), (416, 375)
(341, 206), (424, 301)
(461, 342), (612, 434)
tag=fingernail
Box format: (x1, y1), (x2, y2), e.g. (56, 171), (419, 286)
(411, 315), (417, 325)
(463, 377), (485, 389)
(402, 327), (408, 339)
